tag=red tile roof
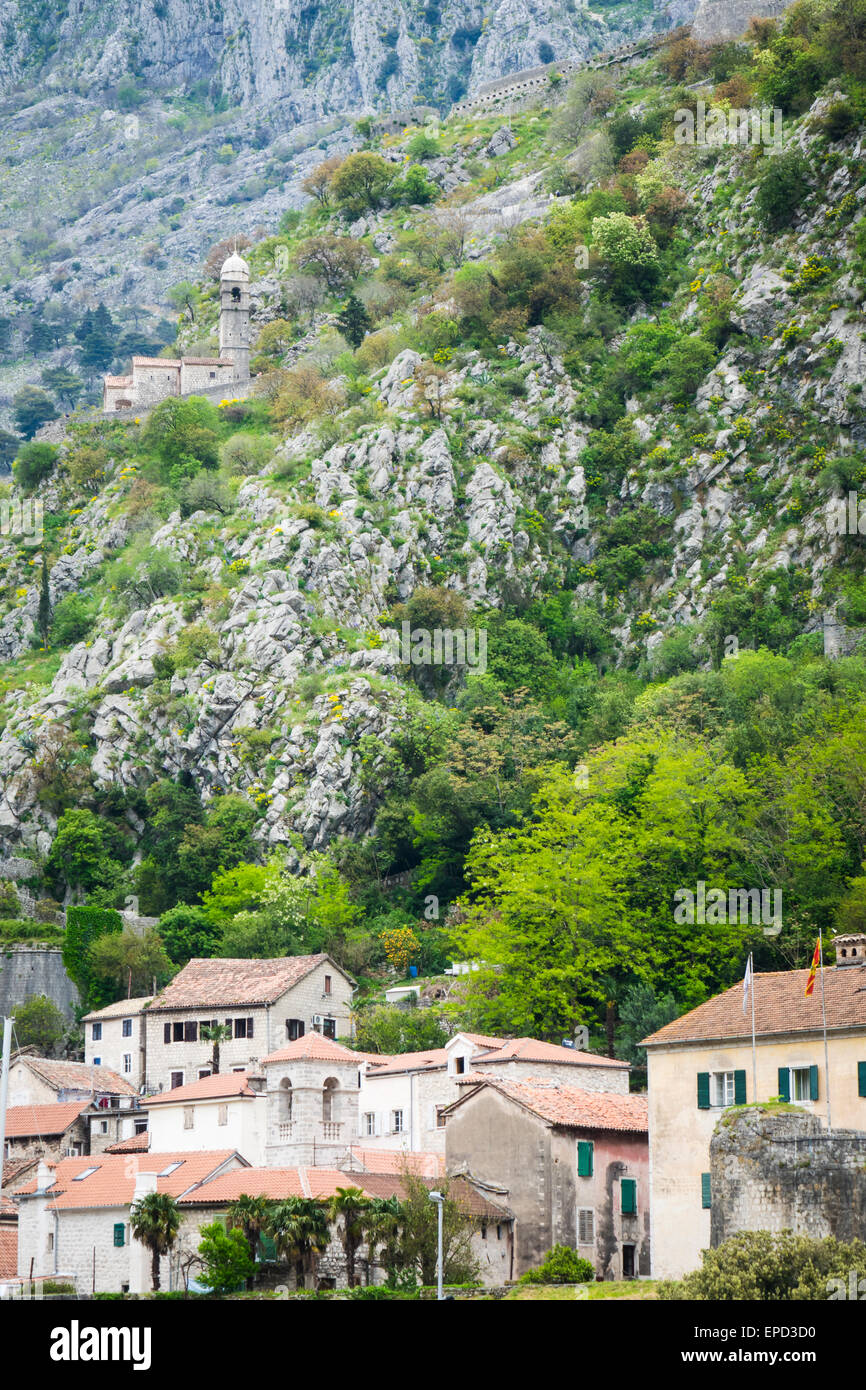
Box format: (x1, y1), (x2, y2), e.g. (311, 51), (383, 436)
(82, 997), (152, 1022)
(0, 1224), (17, 1281)
(147, 954), (351, 1011)
(3, 1102), (88, 1139)
(14, 1057), (137, 1097)
(453, 1077), (649, 1133)
(2, 1157), (38, 1191)
(13, 1151), (241, 1210)
(641, 966), (866, 1047)
(262, 1033), (385, 1066)
(105, 1132), (150, 1154)
(182, 1165), (506, 1218)
(345, 1147), (445, 1178)
(147, 1072), (261, 1105)
(132, 356), (181, 367)
(361, 1047), (450, 1076)
(453, 1032), (506, 1049)
(473, 1038), (628, 1069)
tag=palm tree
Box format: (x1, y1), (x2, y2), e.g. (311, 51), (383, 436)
(326, 1187), (371, 1289)
(129, 1192), (181, 1291)
(200, 1021), (233, 1074)
(228, 1194), (272, 1266)
(268, 1197), (330, 1290)
(365, 1196), (406, 1284)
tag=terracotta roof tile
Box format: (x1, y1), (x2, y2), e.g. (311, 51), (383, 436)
(16, 1057), (137, 1097)
(13, 1151), (240, 1210)
(82, 997), (152, 1022)
(132, 356), (181, 367)
(147, 1072), (260, 1104)
(454, 1077), (649, 1133)
(3, 1102), (88, 1138)
(0, 1224), (17, 1280)
(453, 1032), (506, 1049)
(182, 1167), (387, 1204)
(361, 1047), (450, 1076)
(473, 1037), (629, 1069)
(2, 1157), (38, 1191)
(641, 966), (866, 1047)
(147, 955), (351, 1011)
(262, 1034), (384, 1066)
(345, 1147), (445, 1178)
(105, 1132), (150, 1154)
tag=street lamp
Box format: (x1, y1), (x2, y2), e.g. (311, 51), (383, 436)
(429, 1190), (444, 1301)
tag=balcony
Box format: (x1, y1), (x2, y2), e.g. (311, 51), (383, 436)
(322, 1122), (342, 1140)
(278, 1123), (293, 1141)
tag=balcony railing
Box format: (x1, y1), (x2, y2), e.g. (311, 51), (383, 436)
(278, 1123), (293, 1141)
(322, 1122), (342, 1140)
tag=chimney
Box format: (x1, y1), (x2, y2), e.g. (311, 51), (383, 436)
(36, 1161), (55, 1193)
(834, 933), (866, 968)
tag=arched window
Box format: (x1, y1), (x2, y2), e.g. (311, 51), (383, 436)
(322, 1077), (339, 1121)
(231, 286), (241, 302)
(280, 1076), (293, 1121)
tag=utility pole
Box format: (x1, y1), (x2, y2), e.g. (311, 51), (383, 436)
(0, 1015), (13, 1202)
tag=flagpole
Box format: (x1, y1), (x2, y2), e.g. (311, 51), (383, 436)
(749, 951), (757, 1104)
(819, 935), (831, 1132)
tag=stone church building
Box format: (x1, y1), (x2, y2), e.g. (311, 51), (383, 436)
(103, 249), (251, 412)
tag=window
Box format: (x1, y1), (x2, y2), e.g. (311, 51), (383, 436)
(209, 371), (216, 379)
(123, 1054), (132, 1074)
(157, 1162), (183, 1177)
(47, 1232), (54, 1252)
(172, 1022), (184, 1043)
(99, 1120), (108, 1134)
(170, 1071), (184, 1089)
(113, 1223), (125, 1248)
(324, 974), (332, 996)
(392, 1110), (404, 1134)
(698, 1070), (747, 1109)
(286, 1019), (305, 1041)
(454, 1056), (465, 1075)
(322, 1077), (338, 1121)
(183, 1107), (194, 1130)
(621, 1178), (637, 1215)
(92, 1056), (101, 1066)
(436, 1107), (447, 1129)
(701, 1172), (712, 1209)
(480, 1221), (487, 1240)
(323, 1017), (336, 1040)
(577, 1208), (595, 1244)
(184, 1021), (198, 1043)
(364, 1112), (376, 1136)
(234, 1017), (254, 1039)
(134, 1119), (147, 1135)
(218, 1105), (228, 1126)
(72, 1167), (100, 1181)
(92, 1022), (102, 1041)
(779, 1065), (818, 1102)
(859, 1061), (866, 1098)
(163, 1023), (171, 1045)
(577, 1140), (594, 1177)
(622, 1244), (635, 1279)
(122, 1019), (132, 1037)
(198, 1069), (211, 1081)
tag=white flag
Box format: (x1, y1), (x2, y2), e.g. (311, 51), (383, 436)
(742, 955), (752, 1015)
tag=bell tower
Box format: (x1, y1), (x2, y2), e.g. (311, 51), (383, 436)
(219, 249), (251, 382)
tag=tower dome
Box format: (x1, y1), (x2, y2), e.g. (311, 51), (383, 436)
(221, 250), (250, 280)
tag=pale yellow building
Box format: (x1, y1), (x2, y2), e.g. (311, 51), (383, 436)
(641, 933), (866, 1279)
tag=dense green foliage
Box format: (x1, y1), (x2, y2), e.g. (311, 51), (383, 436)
(659, 1232), (866, 1299)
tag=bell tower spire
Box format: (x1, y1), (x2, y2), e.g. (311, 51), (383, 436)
(218, 247), (251, 382)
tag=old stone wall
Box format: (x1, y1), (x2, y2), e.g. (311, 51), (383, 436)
(710, 1108), (866, 1246)
(691, 0), (790, 41)
(0, 946), (80, 1021)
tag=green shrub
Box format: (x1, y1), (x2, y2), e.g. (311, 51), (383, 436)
(755, 152), (810, 230)
(659, 1231), (866, 1300)
(14, 441), (58, 490)
(519, 1245), (594, 1285)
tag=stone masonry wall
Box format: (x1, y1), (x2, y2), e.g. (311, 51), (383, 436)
(0, 946), (80, 1021)
(710, 1108), (866, 1246)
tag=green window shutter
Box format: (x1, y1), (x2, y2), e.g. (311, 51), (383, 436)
(697, 1072), (710, 1109)
(777, 1067), (790, 1102)
(621, 1178), (636, 1215)
(577, 1140), (594, 1177)
(113, 1223), (125, 1247)
(809, 1064), (819, 1101)
(858, 1061), (866, 1098)
(258, 1233), (276, 1262)
(701, 1173), (712, 1209)
(734, 1070), (747, 1105)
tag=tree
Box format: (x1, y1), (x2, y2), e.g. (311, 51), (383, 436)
(46, 809), (129, 901)
(158, 905), (223, 966)
(197, 1223), (256, 1295)
(325, 1187), (371, 1288)
(130, 1192), (181, 1292)
(396, 1171), (479, 1286)
(41, 367), (84, 408)
(37, 554), (51, 646)
(89, 927), (174, 1001)
(12, 994), (66, 1055)
(336, 293), (371, 348)
(228, 1194), (273, 1264)
(301, 155), (342, 205)
(352, 1002), (447, 1055)
(755, 151), (810, 229)
(200, 1021), (233, 1074)
(0, 430), (20, 471)
(140, 395), (220, 481)
(167, 281), (200, 323)
(12, 388), (59, 441)
(174, 795), (259, 901)
(329, 152), (395, 215)
(659, 1231), (866, 1300)
(391, 164), (436, 206)
(13, 440), (57, 490)
(204, 235), (252, 281)
(268, 1197), (331, 1289)
(615, 982), (680, 1066)
(295, 236), (369, 294)
(590, 212), (660, 302)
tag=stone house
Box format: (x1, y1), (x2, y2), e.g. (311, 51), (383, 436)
(261, 1032), (382, 1167)
(6, 1054), (144, 1155)
(142, 953), (355, 1094)
(14, 1151), (245, 1295)
(102, 250), (251, 412)
(83, 996), (152, 1093)
(358, 1033), (630, 1154)
(641, 933), (866, 1279)
(444, 1076), (650, 1280)
(146, 1071), (267, 1166)
(3, 1102), (90, 1163)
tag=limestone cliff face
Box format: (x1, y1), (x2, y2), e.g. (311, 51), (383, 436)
(0, 0), (664, 114)
(690, 0), (791, 42)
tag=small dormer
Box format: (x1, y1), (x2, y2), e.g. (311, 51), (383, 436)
(833, 933), (866, 967)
